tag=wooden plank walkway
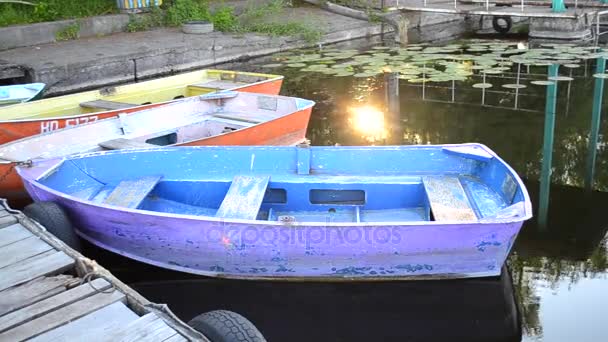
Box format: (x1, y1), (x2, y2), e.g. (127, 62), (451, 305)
(0, 201), (206, 342)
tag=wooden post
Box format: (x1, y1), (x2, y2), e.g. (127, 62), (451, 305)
(538, 64), (559, 230)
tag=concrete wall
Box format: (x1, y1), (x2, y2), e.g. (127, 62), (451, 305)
(0, 15), (130, 51)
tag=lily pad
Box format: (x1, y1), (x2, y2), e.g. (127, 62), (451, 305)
(530, 80), (556, 86)
(502, 84), (527, 89)
(548, 76), (574, 81)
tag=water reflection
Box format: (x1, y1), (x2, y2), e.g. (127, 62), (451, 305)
(129, 266), (520, 342)
(263, 39), (608, 341)
(348, 105), (387, 142)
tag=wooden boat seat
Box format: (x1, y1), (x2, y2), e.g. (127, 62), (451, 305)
(99, 138), (159, 150)
(80, 100), (137, 111)
(102, 176), (162, 209)
(215, 175), (270, 220)
(422, 176), (477, 221)
(211, 112), (274, 124)
(189, 80), (248, 90)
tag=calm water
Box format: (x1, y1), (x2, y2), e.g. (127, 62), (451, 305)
(92, 38), (608, 341)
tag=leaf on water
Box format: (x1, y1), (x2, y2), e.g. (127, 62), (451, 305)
(548, 76), (574, 81)
(530, 80), (556, 85)
(502, 84), (527, 89)
(472, 83), (493, 88)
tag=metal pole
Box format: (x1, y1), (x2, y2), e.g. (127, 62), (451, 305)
(585, 57), (606, 192)
(597, 13), (601, 46)
(451, 80), (455, 103)
(514, 63), (521, 109)
(385, 71), (402, 145)
(485, 0), (489, 11)
(422, 63), (426, 100)
(521, 0), (524, 12)
(552, 0), (566, 13)
(565, 68), (573, 117)
(481, 73), (487, 105)
(538, 64), (560, 230)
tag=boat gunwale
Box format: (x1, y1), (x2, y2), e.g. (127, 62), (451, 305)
(0, 71), (283, 123)
(17, 143), (533, 226)
(0, 92), (314, 164)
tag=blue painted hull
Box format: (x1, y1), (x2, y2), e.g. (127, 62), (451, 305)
(17, 144), (533, 280)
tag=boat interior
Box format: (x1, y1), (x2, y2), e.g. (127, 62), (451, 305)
(0, 93), (310, 162)
(0, 70), (278, 120)
(37, 146), (528, 223)
(0, 83), (45, 105)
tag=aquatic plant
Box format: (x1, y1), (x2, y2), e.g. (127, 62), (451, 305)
(265, 41), (607, 88)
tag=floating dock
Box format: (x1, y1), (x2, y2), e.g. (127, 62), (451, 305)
(0, 200), (204, 341)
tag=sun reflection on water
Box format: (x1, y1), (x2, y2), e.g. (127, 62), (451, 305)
(348, 106), (387, 143)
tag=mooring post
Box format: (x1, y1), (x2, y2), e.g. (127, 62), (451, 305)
(385, 71), (401, 144)
(552, 0), (566, 12)
(584, 57), (606, 192)
(538, 64), (559, 230)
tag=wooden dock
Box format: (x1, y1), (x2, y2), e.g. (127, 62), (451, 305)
(0, 200), (206, 341)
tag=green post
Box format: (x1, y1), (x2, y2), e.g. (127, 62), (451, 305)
(585, 57), (606, 192)
(552, 0), (566, 12)
(538, 64), (559, 229)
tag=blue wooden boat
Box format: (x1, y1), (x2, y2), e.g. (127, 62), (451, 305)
(17, 144), (532, 280)
(0, 83), (46, 106)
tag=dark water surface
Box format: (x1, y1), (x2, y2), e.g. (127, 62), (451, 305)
(92, 38), (608, 341)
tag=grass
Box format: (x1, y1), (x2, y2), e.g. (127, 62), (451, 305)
(1, 0), (325, 43)
(125, 7), (165, 32)
(0, 0), (116, 27)
(230, 0), (325, 43)
(54, 21), (79, 40)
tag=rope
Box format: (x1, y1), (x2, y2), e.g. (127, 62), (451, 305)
(80, 271), (117, 294)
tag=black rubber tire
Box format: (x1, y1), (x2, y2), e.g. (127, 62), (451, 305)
(24, 202), (81, 251)
(492, 16), (512, 34)
(188, 310), (266, 342)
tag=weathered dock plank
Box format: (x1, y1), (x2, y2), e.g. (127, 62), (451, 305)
(0, 214), (18, 228)
(30, 302), (138, 342)
(0, 250), (74, 292)
(165, 333), (189, 342)
(0, 200), (203, 341)
(0, 275), (75, 317)
(103, 313), (181, 342)
(0, 290), (126, 341)
(0, 223), (31, 247)
(0, 278), (111, 333)
(0, 236), (53, 269)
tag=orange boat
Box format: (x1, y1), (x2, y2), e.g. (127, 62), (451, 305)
(0, 91), (312, 204)
(0, 69), (283, 145)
